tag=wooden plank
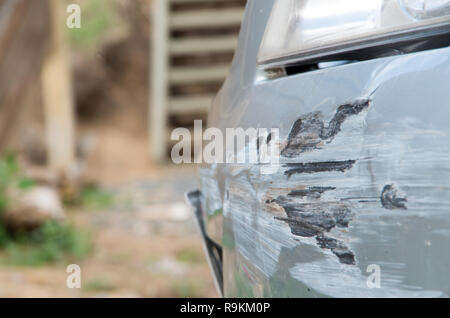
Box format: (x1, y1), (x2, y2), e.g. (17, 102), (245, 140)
(170, 8), (244, 29)
(150, 0), (170, 162)
(169, 64), (230, 84)
(169, 94), (214, 114)
(0, 0), (50, 152)
(170, 35), (238, 55)
(41, 0), (75, 173)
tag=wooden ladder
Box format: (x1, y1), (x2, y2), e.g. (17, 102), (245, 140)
(150, 0), (246, 162)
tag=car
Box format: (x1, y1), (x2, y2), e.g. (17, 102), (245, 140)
(187, 0), (450, 297)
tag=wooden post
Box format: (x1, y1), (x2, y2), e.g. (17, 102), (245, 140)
(150, 0), (170, 162)
(41, 0), (75, 174)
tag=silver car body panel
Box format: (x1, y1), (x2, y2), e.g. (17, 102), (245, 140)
(199, 0), (450, 297)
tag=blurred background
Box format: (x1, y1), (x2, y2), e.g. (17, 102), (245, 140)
(0, 0), (245, 297)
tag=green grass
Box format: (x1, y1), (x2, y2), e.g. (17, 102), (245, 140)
(0, 221), (92, 267)
(175, 248), (204, 264)
(0, 154), (19, 212)
(0, 154), (36, 211)
(80, 185), (114, 211)
(172, 280), (202, 298)
(85, 278), (116, 292)
(0, 225), (9, 248)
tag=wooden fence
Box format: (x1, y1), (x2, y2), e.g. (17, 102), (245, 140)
(150, 0), (246, 161)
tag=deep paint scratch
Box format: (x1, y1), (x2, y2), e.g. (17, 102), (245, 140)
(288, 186), (336, 199)
(282, 99), (370, 158)
(381, 184), (408, 210)
(316, 235), (355, 265)
(255, 100), (405, 266)
(272, 183), (407, 264)
(274, 200), (353, 234)
(272, 194), (354, 264)
(284, 160), (356, 177)
(267, 100), (371, 264)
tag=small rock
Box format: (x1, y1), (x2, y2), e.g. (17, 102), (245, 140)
(4, 186), (65, 230)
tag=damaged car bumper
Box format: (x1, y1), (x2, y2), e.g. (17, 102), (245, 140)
(192, 0), (450, 297)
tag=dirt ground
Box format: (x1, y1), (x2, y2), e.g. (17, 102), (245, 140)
(0, 107), (218, 297)
(0, 206), (217, 298)
(0, 43), (218, 298)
